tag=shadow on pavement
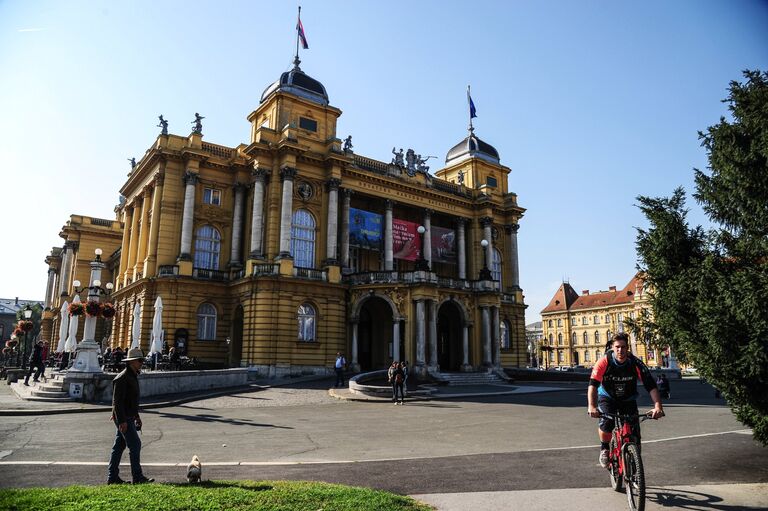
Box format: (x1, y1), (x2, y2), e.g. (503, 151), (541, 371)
(648, 486), (764, 511)
(142, 409), (293, 429)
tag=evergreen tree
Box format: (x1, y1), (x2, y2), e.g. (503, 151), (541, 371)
(636, 70), (768, 445)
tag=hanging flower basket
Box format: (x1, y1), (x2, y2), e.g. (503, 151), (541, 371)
(1, 347), (10, 355)
(20, 320), (34, 333)
(13, 328), (23, 337)
(85, 300), (103, 317)
(102, 302), (116, 319)
(69, 302), (85, 317)
(5, 339), (17, 348)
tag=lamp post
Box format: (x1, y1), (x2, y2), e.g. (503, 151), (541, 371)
(479, 239), (492, 281)
(414, 225), (430, 272)
(69, 248), (112, 374)
(21, 305), (33, 370)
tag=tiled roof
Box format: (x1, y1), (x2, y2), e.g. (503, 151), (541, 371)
(0, 298), (43, 315)
(541, 274), (644, 314)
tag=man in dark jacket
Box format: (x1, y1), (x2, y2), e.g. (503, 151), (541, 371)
(107, 347), (153, 485)
(23, 341), (45, 386)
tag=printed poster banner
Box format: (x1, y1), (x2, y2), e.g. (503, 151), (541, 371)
(431, 226), (457, 264)
(393, 218), (421, 261)
(349, 208), (382, 250)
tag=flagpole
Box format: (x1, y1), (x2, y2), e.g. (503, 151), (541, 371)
(294, 6), (301, 68)
(467, 85), (474, 134)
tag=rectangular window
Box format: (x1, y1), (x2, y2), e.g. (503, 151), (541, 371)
(571, 317), (576, 326)
(486, 176), (498, 187)
(582, 317), (587, 325)
(203, 188), (221, 206)
(299, 117), (318, 132)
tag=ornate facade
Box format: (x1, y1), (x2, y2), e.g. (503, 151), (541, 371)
(42, 60), (527, 377)
(540, 274), (664, 368)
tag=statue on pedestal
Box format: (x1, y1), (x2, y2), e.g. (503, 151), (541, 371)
(157, 115), (168, 135)
(191, 113), (204, 134)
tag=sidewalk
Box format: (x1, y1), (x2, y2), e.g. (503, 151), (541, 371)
(412, 483), (768, 510)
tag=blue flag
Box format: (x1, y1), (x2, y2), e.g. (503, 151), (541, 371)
(468, 89), (477, 119)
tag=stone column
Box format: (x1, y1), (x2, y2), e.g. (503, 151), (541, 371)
(462, 324), (470, 368)
(249, 167), (268, 258)
(506, 224), (520, 288)
(59, 244), (73, 296)
(392, 320), (400, 362)
(178, 171), (198, 260)
(423, 209), (433, 269)
(384, 200), (393, 270)
(118, 206), (133, 281)
(230, 183), (246, 266)
(278, 166), (297, 257)
(144, 174), (164, 277)
(428, 300), (438, 368)
(126, 200), (141, 275)
(415, 300), (426, 369)
(134, 187), (152, 278)
(482, 306), (492, 366)
(457, 218), (467, 280)
(325, 178), (340, 264)
(351, 320), (360, 371)
(493, 306), (501, 368)
(44, 268), (56, 309)
(341, 189), (352, 269)
(480, 217), (494, 270)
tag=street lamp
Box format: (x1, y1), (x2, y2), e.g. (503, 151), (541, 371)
(479, 239), (492, 281)
(414, 225), (430, 271)
(21, 305), (33, 370)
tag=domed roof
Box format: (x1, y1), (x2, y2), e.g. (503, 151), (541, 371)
(445, 133), (500, 165)
(260, 65), (329, 105)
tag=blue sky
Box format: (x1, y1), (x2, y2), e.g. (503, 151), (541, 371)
(0, 1), (766, 325)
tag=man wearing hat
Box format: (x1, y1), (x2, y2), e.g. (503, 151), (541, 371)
(107, 347), (154, 485)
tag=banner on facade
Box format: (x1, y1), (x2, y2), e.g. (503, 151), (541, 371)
(393, 218), (421, 261)
(349, 208), (382, 250)
(431, 226), (457, 264)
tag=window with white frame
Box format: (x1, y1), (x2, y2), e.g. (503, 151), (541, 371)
(194, 225), (221, 270)
(571, 317), (576, 326)
(583, 331), (588, 344)
(197, 303), (217, 340)
(501, 320), (511, 349)
(548, 333), (553, 345)
(549, 351), (555, 362)
(558, 333), (563, 345)
(617, 313), (624, 333)
(203, 188), (221, 206)
(290, 209), (316, 268)
(571, 332), (577, 345)
(582, 316), (587, 325)
(558, 351), (564, 362)
(557, 319), (562, 327)
(594, 330), (600, 343)
(606, 331), (612, 342)
(548, 320), (553, 328)
(585, 351), (591, 362)
(605, 314), (611, 323)
(594, 315), (600, 324)
(491, 248), (502, 282)
(298, 303), (316, 342)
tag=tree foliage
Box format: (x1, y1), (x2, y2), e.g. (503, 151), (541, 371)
(635, 70), (768, 445)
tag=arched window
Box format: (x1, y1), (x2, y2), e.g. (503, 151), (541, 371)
(194, 225), (221, 270)
(594, 315), (600, 324)
(197, 303), (217, 340)
(605, 314), (611, 323)
(594, 330), (600, 343)
(548, 333), (553, 345)
(291, 209), (316, 268)
(298, 303), (316, 342)
(548, 320), (553, 328)
(500, 320), (511, 349)
(557, 319), (562, 327)
(491, 248), (502, 282)
(557, 333), (563, 345)
(583, 331), (588, 345)
(606, 330), (612, 342)
(571, 332), (577, 345)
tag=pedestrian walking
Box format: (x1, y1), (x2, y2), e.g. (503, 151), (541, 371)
(23, 341), (46, 386)
(402, 360), (409, 396)
(392, 362), (405, 405)
(107, 347), (154, 485)
(334, 352), (346, 387)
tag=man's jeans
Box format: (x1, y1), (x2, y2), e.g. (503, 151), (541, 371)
(108, 419), (144, 481)
(335, 368), (344, 387)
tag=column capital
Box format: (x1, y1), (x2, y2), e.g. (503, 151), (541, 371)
(385, 199), (394, 210)
(280, 166), (298, 181)
(479, 216), (493, 228)
(64, 240), (79, 251)
(326, 178), (341, 190)
(423, 208), (433, 218)
(505, 223), (520, 234)
(142, 183), (153, 197)
(251, 166), (269, 182)
(153, 172), (165, 186)
(455, 217), (467, 227)
(343, 188), (354, 199)
(183, 170), (199, 185)
(233, 182), (248, 193)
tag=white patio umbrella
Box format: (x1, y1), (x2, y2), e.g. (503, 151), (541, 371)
(150, 296), (164, 355)
(64, 296), (80, 353)
(55, 300), (69, 353)
(131, 302), (141, 350)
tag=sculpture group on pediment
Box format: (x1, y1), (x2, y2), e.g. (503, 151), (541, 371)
(391, 147), (434, 178)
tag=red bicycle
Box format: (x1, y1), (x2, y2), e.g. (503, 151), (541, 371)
(600, 411), (663, 511)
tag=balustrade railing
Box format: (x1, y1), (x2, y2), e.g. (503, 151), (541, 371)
(192, 268), (228, 281)
(157, 265), (179, 277)
(253, 263), (279, 276)
(293, 267), (327, 281)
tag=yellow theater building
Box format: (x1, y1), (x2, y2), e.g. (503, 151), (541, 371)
(42, 56), (527, 378)
(540, 274), (665, 369)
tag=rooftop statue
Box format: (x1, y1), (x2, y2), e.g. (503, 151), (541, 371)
(157, 115), (168, 135)
(191, 113), (204, 134)
(391, 147), (405, 167)
(343, 135), (353, 153)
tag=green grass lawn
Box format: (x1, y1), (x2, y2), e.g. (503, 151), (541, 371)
(0, 480), (434, 511)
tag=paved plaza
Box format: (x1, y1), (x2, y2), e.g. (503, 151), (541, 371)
(1, 377), (767, 510)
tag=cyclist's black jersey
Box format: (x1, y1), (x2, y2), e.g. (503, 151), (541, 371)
(590, 352), (657, 402)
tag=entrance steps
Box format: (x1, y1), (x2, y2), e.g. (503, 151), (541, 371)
(10, 371), (74, 402)
(432, 370), (509, 386)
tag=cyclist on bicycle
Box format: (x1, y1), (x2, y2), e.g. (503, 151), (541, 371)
(587, 333), (664, 468)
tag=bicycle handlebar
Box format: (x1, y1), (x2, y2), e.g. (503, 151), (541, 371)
(595, 411), (664, 421)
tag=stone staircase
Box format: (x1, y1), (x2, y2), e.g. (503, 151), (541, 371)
(432, 370), (509, 385)
(10, 371), (73, 402)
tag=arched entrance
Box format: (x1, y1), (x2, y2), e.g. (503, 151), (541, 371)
(358, 297), (395, 370)
(228, 305), (244, 368)
(437, 301), (463, 371)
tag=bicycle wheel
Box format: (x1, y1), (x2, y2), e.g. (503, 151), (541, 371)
(624, 443), (645, 511)
(609, 437), (622, 492)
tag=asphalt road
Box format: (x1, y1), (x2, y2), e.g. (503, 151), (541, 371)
(1, 379), (766, 508)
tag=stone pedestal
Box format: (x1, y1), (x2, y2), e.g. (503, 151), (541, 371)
(68, 339), (102, 374)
